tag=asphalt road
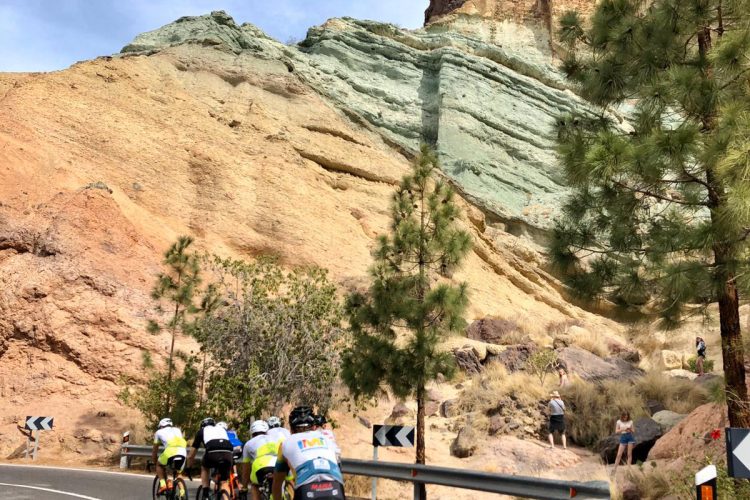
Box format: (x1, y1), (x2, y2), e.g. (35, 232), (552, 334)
(0, 464), (194, 499)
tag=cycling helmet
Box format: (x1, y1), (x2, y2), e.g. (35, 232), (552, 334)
(267, 416), (282, 429)
(289, 406), (315, 430)
(158, 418), (173, 429)
(216, 421), (228, 430)
(251, 420), (269, 435)
(200, 417), (216, 429)
(313, 414), (327, 427)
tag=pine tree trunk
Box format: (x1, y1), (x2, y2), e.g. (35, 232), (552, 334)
(416, 383), (427, 499)
(717, 272), (750, 427)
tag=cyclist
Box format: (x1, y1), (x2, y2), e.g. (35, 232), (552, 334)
(313, 414), (341, 461)
(241, 420), (279, 500)
(152, 417), (187, 495)
(218, 421), (244, 462)
(266, 416), (291, 442)
(272, 406), (345, 500)
(188, 417), (234, 499)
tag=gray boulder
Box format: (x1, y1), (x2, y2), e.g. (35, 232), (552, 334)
(450, 426), (477, 458)
(556, 346), (643, 381)
(652, 410), (686, 433)
(487, 344), (536, 373)
(466, 317), (528, 345)
(454, 346), (483, 374)
(598, 417), (662, 464)
(440, 399), (460, 418)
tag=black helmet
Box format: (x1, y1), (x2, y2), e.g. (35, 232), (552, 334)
(200, 417), (216, 429)
(289, 406), (315, 430)
(313, 414), (327, 427)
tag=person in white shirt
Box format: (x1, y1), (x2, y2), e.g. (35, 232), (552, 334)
(614, 411), (636, 471)
(151, 417), (187, 495)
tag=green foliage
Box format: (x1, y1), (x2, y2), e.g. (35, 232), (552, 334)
(552, 0), (750, 323)
(194, 256), (343, 434)
(119, 353), (201, 433)
(635, 370), (709, 414)
(525, 349), (559, 386)
(342, 145), (472, 461)
(688, 356), (716, 373)
(636, 458), (750, 499)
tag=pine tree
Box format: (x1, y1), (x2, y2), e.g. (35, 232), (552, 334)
(553, 0), (750, 426)
(148, 236), (202, 415)
(342, 146), (472, 482)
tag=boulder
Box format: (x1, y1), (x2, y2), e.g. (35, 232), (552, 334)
(552, 335), (571, 349)
(649, 403), (727, 461)
(389, 403), (413, 421)
(425, 401), (440, 417)
(466, 317), (527, 345)
(664, 369), (697, 381)
(652, 410), (686, 433)
(598, 417), (662, 464)
(695, 373), (722, 387)
(646, 400), (667, 416)
(486, 343), (536, 373)
(450, 426), (478, 458)
(650, 350), (683, 370)
(488, 415), (506, 435)
(440, 399), (459, 418)
(556, 346), (643, 381)
(357, 416), (372, 429)
(454, 346), (483, 374)
(607, 340), (641, 363)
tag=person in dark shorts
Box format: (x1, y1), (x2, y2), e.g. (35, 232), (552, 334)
(188, 417), (234, 500)
(696, 336), (706, 376)
(614, 411), (636, 472)
(548, 391), (567, 450)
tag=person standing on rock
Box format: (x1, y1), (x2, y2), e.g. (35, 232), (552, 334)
(613, 411), (635, 471)
(548, 391), (567, 450)
(695, 336), (706, 376)
(558, 367), (570, 388)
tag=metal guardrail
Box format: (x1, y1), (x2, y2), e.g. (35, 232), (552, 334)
(121, 444), (610, 499)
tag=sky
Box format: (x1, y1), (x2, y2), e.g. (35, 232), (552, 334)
(0, 0), (427, 72)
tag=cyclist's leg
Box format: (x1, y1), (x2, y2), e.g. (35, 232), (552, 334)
(216, 452), (233, 494)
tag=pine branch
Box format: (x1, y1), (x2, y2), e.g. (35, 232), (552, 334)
(612, 180), (709, 206)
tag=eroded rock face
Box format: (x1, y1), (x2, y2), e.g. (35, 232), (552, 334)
(424, 0), (469, 23)
(557, 346), (643, 381)
(120, 11), (600, 237)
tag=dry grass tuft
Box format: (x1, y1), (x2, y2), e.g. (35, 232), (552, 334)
(635, 370), (709, 414)
(569, 328), (610, 358)
(626, 466), (673, 500)
(458, 363), (549, 414)
(562, 379), (647, 448)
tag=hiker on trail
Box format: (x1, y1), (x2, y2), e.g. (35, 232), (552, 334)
(548, 391), (567, 450)
(696, 336), (706, 376)
(613, 411), (635, 471)
(558, 367), (570, 388)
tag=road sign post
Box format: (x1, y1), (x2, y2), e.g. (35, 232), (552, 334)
(726, 427), (750, 478)
(24, 416), (54, 461)
(695, 464), (717, 500)
(372, 425), (415, 499)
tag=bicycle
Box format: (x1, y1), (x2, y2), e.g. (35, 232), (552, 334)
(257, 469), (292, 500)
(195, 467), (237, 500)
(152, 456), (190, 500)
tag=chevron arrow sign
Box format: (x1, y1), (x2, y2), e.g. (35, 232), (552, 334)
(25, 416), (54, 431)
(373, 425), (414, 447)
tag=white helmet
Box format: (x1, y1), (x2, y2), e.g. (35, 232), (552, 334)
(267, 416), (281, 429)
(216, 421), (228, 430)
(251, 420), (269, 435)
(158, 418), (173, 429)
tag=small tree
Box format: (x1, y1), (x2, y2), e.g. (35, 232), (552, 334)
(526, 349), (558, 386)
(552, 0), (750, 426)
(194, 256), (343, 433)
(342, 145), (472, 481)
(148, 236), (202, 415)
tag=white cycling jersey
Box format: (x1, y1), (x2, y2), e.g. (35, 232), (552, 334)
(267, 427), (291, 442)
(242, 434), (279, 463)
(153, 427), (187, 456)
(278, 430), (342, 487)
(320, 428), (341, 459)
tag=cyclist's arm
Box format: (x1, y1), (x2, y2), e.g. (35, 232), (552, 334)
(187, 445), (198, 468)
(151, 443), (159, 466)
(272, 449), (290, 500)
(250, 484), (261, 500)
(240, 461), (250, 489)
(187, 431), (202, 468)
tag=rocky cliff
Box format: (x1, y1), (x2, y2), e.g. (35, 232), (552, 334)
(0, 5), (617, 462)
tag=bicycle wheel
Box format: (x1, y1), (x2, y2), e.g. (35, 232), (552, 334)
(152, 476), (160, 499)
(173, 478), (188, 500)
(195, 485), (206, 500)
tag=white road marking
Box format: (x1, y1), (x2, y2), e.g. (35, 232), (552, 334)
(0, 463), (153, 479)
(0, 482), (102, 499)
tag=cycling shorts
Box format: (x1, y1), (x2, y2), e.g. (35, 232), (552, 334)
(203, 450), (234, 481)
(295, 480), (346, 499)
(251, 456), (277, 485)
(158, 446), (187, 467)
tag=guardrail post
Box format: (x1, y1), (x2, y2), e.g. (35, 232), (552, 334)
(120, 431), (130, 469)
(413, 481), (425, 500)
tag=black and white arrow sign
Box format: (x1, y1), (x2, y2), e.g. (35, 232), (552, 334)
(373, 425), (414, 448)
(727, 427), (750, 478)
(25, 416), (54, 431)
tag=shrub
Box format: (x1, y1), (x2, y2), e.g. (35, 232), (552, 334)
(562, 379), (646, 448)
(526, 349), (559, 385)
(687, 356), (715, 373)
(626, 465), (672, 500)
(458, 363), (548, 415)
(568, 328), (610, 358)
(635, 371), (709, 414)
(546, 319), (583, 336)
